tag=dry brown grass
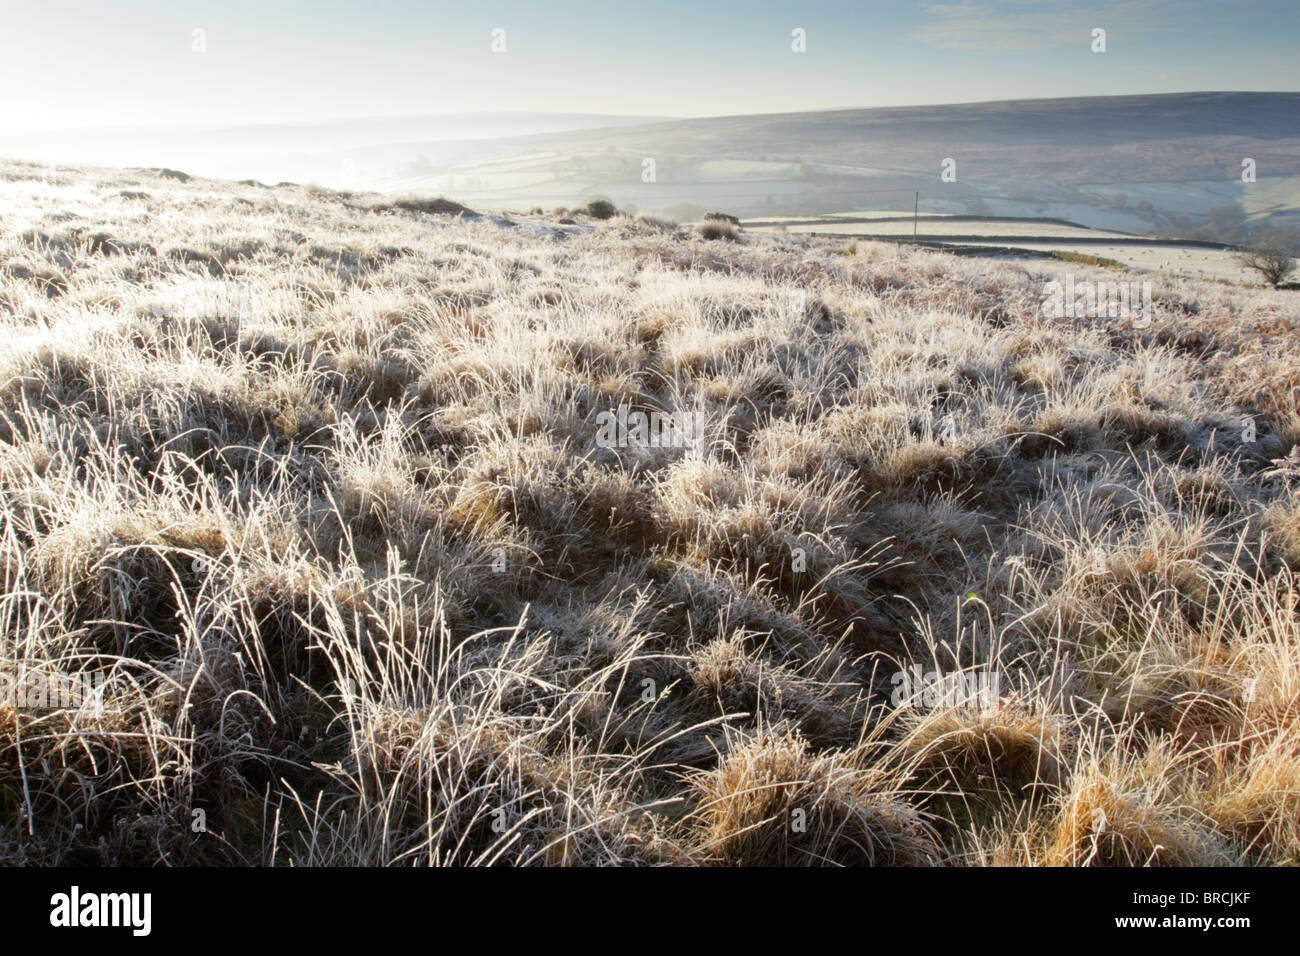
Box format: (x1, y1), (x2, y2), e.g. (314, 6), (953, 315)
(0, 159), (1298, 865)
(688, 727), (941, 865)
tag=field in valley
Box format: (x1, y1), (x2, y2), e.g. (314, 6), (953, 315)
(744, 214), (1263, 284)
(1, 159), (1299, 866)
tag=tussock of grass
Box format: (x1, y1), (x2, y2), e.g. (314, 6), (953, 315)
(689, 727), (942, 866)
(900, 700), (1072, 824)
(370, 195), (479, 218)
(696, 219), (740, 242)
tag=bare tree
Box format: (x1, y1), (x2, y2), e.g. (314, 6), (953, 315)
(1236, 237), (1298, 287)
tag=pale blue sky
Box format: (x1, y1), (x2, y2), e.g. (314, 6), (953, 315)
(2, 0), (1298, 129)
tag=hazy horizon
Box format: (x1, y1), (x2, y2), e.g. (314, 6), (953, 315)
(6, 87), (1299, 136)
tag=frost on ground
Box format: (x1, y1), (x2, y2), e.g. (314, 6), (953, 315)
(0, 159), (1298, 865)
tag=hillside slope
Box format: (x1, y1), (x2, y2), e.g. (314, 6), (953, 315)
(351, 92), (1300, 229)
(1, 159), (1299, 865)
(8, 93), (1297, 231)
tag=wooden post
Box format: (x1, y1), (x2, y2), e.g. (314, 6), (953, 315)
(913, 191), (919, 241)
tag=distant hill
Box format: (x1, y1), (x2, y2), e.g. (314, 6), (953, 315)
(4, 93), (1298, 234)
(346, 92), (1300, 233)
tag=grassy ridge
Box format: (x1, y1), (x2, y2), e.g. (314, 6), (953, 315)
(1, 159), (1298, 865)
